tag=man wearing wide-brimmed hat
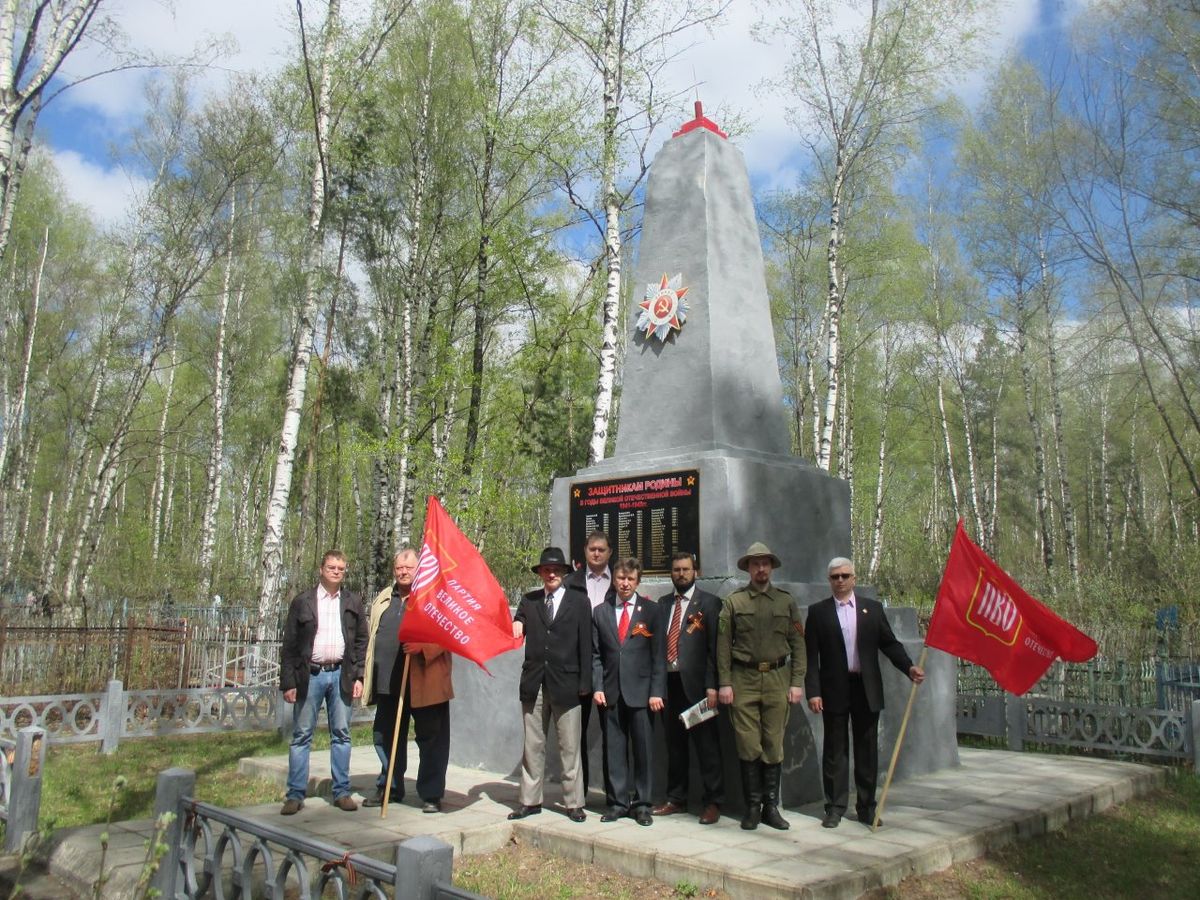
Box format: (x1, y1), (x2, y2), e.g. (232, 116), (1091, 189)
(508, 547), (593, 823)
(717, 542), (806, 831)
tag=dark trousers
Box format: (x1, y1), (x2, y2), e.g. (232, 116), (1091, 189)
(372, 693), (450, 803)
(663, 673), (724, 806)
(602, 698), (653, 814)
(580, 695), (614, 805)
(820, 673), (879, 818)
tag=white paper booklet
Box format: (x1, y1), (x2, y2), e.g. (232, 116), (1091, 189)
(678, 697), (718, 730)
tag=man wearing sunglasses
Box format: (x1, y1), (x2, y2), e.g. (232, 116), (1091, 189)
(804, 558), (924, 830)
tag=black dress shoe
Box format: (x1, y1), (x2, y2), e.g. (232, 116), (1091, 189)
(634, 808), (653, 827)
(361, 792), (384, 808)
(421, 800), (441, 813)
(600, 807), (625, 822)
(857, 809), (880, 827)
(507, 804), (541, 820)
(821, 812), (841, 828)
(566, 807), (586, 823)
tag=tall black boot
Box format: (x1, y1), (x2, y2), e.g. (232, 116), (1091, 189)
(760, 762), (790, 830)
(739, 760), (762, 830)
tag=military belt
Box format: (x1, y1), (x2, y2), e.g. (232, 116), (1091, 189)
(733, 655), (788, 672)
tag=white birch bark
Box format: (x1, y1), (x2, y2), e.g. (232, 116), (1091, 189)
(867, 327), (893, 579)
(255, 0), (340, 640)
(199, 194), (242, 600)
(150, 343), (177, 562)
(1014, 280), (1053, 573)
(1037, 242), (1078, 583)
(817, 162), (845, 472)
(0, 2), (101, 262)
(586, 0), (622, 466)
(0, 226), (46, 486)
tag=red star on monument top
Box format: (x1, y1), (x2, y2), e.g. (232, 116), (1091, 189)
(673, 100), (728, 140)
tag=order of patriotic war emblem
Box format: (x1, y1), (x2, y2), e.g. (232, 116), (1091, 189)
(637, 273), (689, 341)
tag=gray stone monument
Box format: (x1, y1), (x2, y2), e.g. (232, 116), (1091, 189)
(550, 104), (847, 601)
(451, 103), (957, 811)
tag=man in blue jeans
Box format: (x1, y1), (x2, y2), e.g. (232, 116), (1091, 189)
(279, 549), (368, 814)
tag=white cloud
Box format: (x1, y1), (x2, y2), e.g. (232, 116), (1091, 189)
(49, 149), (148, 225)
(56, 0), (296, 120)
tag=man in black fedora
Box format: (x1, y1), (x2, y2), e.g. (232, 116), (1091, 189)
(508, 547), (592, 822)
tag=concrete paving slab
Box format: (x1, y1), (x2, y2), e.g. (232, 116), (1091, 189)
(47, 746), (1164, 899)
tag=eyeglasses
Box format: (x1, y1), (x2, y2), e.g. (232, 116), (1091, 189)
(829, 573), (854, 581)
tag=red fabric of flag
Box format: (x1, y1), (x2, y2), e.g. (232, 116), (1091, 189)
(397, 496), (523, 671)
(926, 522), (1098, 695)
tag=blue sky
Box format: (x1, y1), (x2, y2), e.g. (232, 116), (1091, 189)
(40, 0), (1086, 223)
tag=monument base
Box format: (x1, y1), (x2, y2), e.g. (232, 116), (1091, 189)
(552, 448), (850, 584)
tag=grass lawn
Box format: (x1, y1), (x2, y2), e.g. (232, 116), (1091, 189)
(869, 767), (1200, 899)
(22, 725), (374, 832)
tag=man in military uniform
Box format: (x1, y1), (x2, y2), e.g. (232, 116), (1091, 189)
(717, 542), (805, 830)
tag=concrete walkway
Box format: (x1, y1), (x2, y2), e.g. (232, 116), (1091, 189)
(45, 745), (1162, 899)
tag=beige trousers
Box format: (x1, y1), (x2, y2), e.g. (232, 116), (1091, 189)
(519, 689), (584, 808)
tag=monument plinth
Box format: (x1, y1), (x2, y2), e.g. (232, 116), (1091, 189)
(552, 103), (847, 598)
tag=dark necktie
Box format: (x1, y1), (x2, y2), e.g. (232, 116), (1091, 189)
(545, 591), (554, 618)
(618, 600), (631, 643)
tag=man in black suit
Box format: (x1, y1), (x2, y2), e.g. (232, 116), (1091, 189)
(805, 557), (924, 829)
(509, 547), (592, 823)
(592, 557), (666, 826)
(652, 552), (724, 825)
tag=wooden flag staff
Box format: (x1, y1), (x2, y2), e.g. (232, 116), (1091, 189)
(872, 645), (928, 832)
(379, 654), (412, 818)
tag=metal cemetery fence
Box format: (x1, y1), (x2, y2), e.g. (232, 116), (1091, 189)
(0, 620), (283, 694)
(0, 680), (372, 750)
(152, 769), (487, 900)
(0, 726), (46, 852)
(957, 658), (1200, 766)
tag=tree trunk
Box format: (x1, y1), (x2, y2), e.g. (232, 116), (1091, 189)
(586, 0), (623, 466)
(817, 159), (847, 472)
(1013, 279), (1052, 573)
(867, 327), (893, 580)
(150, 343), (177, 562)
(199, 195), (242, 601)
(255, 0), (340, 641)
(1037, 240), (1078, 584)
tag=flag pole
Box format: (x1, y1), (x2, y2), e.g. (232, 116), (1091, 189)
(872, 645), (927, 832)
(380, 654), (411, 818)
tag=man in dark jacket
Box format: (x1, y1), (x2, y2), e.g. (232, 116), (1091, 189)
(592, 557), (666, 826)
(652, 552), (724, 824)
(508, 547), (592, 823)
(279, 549), (368, 814)
(805, 557), (924, 828)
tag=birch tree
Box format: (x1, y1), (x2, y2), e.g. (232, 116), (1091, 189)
(539, 0), (728, 465)
(759, 0), (987, 471)
(0, 1), (104, 263)
(255, 0), (409, 638)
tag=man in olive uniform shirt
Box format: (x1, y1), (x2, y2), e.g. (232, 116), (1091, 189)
(717, 542), (805, 830)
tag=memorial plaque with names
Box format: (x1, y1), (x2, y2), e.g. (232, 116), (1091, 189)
(568, 470), (700, 576)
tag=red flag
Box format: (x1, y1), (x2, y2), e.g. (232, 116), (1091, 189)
(398, 496), (523, 670)
(926, 522), (1097, 695)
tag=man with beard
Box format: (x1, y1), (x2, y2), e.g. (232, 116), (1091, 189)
(652, 552), (724, 825)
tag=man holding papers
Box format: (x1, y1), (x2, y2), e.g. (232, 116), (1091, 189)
(652, 552), (724, 825)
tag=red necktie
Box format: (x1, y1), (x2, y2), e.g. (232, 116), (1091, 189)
(618, 601), (631, 643)
(667, 597), (683, 662)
